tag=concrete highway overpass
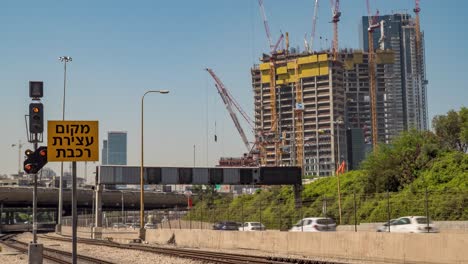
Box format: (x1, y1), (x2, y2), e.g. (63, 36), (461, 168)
(0, 186), (187, 211)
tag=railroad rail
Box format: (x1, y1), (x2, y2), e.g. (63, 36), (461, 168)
(0, 234), (114, 264)
(39, 234), (343, 264)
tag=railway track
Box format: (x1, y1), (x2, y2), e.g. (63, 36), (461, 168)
(39, 234), (343, 264)
(1, 234), (114, 264)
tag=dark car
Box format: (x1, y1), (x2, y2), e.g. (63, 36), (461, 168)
(212, 221), (239, 231)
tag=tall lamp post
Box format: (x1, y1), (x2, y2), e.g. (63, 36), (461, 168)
(140, 90), (169, 240)
(57, 56), (72, 233)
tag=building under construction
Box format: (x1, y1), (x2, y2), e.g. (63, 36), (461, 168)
(252, 52), (345, 176)
(251, 48), (395, 176)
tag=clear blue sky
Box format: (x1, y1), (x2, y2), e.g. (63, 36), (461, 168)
(1, 0), (466, 176)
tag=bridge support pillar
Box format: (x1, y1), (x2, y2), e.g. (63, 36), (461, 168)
(95, 184), (103, 228)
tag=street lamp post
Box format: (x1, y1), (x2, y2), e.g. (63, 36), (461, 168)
(57, 56), (72, 234)
(140, 90), (169, 240)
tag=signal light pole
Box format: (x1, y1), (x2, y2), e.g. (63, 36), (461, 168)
(26, 81), (46, 262)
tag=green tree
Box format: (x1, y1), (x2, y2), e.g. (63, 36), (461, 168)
(361, 130), (441, 193)
(459, 107), (468, 151)
(432, 107), (468, 152)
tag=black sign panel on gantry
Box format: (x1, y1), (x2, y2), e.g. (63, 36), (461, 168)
(97, 166), (301, 185)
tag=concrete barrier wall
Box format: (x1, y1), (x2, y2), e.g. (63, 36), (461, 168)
(146, 229), (468, 264)
(61, 226), (139, 241)
(338, 221), (468, 233)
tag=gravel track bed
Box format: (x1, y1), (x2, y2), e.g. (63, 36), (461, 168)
(0, 242), (56, 264)
(46, 232), (389, 264)
(143, 239), (390, 264)
(16, 233), (203, 264)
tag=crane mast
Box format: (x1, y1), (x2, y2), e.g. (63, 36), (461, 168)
(330, 0), (341, 60)
(294, 60), (304, 169)
(206, 68), (251, 153)
(367, 0), (380, 150)
(414, 0), (421, 52)
(413, 0), (423, 113)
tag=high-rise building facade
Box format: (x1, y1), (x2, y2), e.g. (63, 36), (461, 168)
(102, 131), (127, 165)
(252, 52), (346, 176)
(102, 140), (108, 165)
(361, 13), (428, 132)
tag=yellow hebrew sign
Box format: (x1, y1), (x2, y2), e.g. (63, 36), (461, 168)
(47, 121), (99, 162)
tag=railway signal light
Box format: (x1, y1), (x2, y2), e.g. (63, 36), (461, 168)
(23, 146), (48, 174)
(29, 103), (44, 133)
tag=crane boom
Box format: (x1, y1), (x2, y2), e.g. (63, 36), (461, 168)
(206, 68), (251, 152)
(258, 0), (274, 52)
(311, 0), (319, 51)
(272, 33), (284, 53)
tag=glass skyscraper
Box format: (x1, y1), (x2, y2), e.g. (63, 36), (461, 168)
(360, 13), (428, 132)
(102, 131), (127, 165)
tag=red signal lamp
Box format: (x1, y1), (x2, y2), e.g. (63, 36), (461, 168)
(39, 150), (47, 157)
(24, 164), (33, 172)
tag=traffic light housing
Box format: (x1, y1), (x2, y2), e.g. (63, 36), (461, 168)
(29, 81), (44, 99)
(23, 146), (48, 174)
(29, 103), (44, 133)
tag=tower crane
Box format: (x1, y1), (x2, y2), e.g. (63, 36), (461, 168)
(366, 0), (380, 150)
(330, 0), (341, 60)
(257, 0), (284, 165)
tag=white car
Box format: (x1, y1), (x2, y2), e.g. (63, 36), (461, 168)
(144, 223), (157, 229)
(289, 217), (336, 232)
(377, 216), (438, 233)
(238, 222), (266, 231)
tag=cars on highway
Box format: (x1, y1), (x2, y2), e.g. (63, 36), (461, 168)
(112, 223), (127, 229)
(144, 223), (157, 229)
(289, 217), (336, 232)
(376, 216), (438, 233)
(238, 222), (266, 231)
(126, 223), (140, 229)
(213, 221), (240, 231)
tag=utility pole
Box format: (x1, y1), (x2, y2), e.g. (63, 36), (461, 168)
(335, 117), (344, 225)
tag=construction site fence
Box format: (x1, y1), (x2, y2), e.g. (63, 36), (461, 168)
(63, 190), (467, 232)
